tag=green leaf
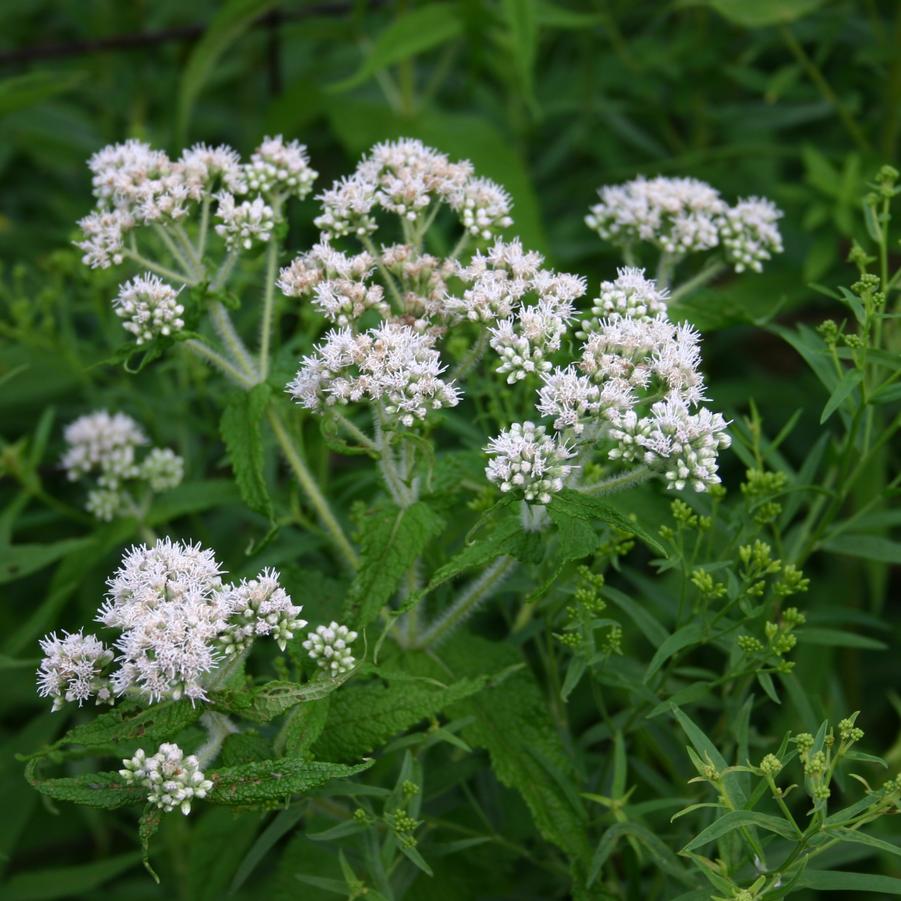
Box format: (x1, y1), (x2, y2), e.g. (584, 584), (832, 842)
(0, 70), (86, 117)
(0, 537), (92, 584)
(25, 760), (145, 809)
(549, 490), (666, 556)
(146, 479), (241, 525)
(644, 623), (705, 683)
(688, 0), (823, 28)
(681, 810), (797, 852)
(343, 500), (446, 628)
(672, 707), (747, 807)
(208, 758), (372, 805)
(2, 851), (142, 901)
(330, 4), (462, 92)
(820, 369), (863, 423)
(275, 697), (331, 757)
(312, 675), (488, 761)
(830, 827), (901, 860)
(819, 534), (901, 564)
(799, 627), (887, 650)
(590, 821), (689, 885)
(211, 673), (353, 724)
(501, 0), (538, 102)
(220, 383), (274, 520)
(138, 805), (162, 883)
(176, 0), (278, 141)
(34, 701), (203, 759)
(794, 870), (901, 893)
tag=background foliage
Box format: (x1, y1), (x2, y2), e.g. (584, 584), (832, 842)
(1, 1), (899, 898)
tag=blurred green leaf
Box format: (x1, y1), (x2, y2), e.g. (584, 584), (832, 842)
(0, 71), (86, 118)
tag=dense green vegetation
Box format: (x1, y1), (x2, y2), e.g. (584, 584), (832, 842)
(1, 2), (899, 899)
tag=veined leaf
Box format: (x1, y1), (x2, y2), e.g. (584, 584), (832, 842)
(343, 500), (446, 628)
(312, 675), (488, 761)
(25, 760), (145, 809)
(208, 758), (372, 805)
(220, 384), (273, 520)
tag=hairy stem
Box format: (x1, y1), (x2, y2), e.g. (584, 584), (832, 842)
(580, 466), (654, 496)
(267, 407), (360, 570)
(209, 301), (257, 379)
(123, 247), (195, 285)
(184, 338), (256, 389)
(195, 711), (239, 769)
(668, 261), (727, 304)
(416, 556), (516, 648)
(258, 235), (280, 379)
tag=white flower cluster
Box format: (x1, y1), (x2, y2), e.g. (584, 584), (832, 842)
(113, 273), (185, 344)
(717, 197), (783, 273)
(36, 630), (114, 712)
(287, 322), (461, 427)
(314, 138), (511, 240)
(278, 241), (388, 326)
(120, 743), (213, 815)
(449, 239), (586, 382)
(76, 135), (315, 268)
(36, 539), (351, 711)
(214, 193), (275, 251)
(585, 176), (783, 272)
(243, 135), (317, 199)
(485, 422), (576, 504)
(218, 568), (308, 656)
(303, 622), (358, 676)
(61, 411), (183, 520)
(485, 268), (730, 500)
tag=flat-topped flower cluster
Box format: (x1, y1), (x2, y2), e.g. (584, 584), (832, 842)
(586, 175), (783, 274)
(36, 538), (356, 711)
(486, 268), (731, 497)
(61, 410), (183, 520)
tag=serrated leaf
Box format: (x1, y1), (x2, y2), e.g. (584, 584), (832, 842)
(330, 4), (462, 92)
(275, 697), (331, 757)
(312, 675), (488, 761)
(25, 759), (145, 809)
(343, 500), (446, 627)
(211, 672), (353, 724)
(549, 489), (665, 555)
(220, 383), (273, 519)
(208, 758), (372, 805)
(33, 701), (203, 759)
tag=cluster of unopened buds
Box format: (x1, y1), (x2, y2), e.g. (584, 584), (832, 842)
(120, 743), (213, 815)
(36, 538), (357, 711)
(60, 410), (183, 520)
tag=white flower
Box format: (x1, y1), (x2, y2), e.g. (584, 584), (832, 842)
(311, 280), (389, 327)
(244, 135), (317, 199)
(88, 139), (171, 207)
(489, 304), (569, 384)
(61, 410), (146, 487)
(586, 176), (726, 256)
(219, 568), (307, 655)
(37, 630), (114, 712)
(452, 176), (514, 239)
(485, 421), (576, 504)
(287, 323), (460, 427)
(113, 273), (185, 345)
(139, 447), (184, 492)
(718, 197), (783, 273)
(85, 487), (127, 521)
(608, 396), (731, 491)
(536, 366), (605, 434)
(315, 173), (378, 239)
(99, 539), (228, 704)
(214, 193), (275, 250)
(278, 241), (375, 296)
(303, 622), (358, 676)
(120, 743), (213, 815)
(75, 208), (134, 269)
(579, 268), (668, 337)
(179, 143), (245, 195)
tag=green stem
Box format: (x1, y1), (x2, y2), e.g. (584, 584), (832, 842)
(209, 302), (257, 379)
(267, 407), (360, 570)
(360, 235), (405, 313)
(580, 466), (654, 496)
(123, 248), (195, 285)
(259, 236), (280, 379)
(416, 556), (516, 648)
(195, 711), (239, 769)
(184, 338), (256, 389)
(668, 261), (728, 304)
(197, 195), (211, 258)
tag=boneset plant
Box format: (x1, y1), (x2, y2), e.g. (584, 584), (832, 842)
(22, 137), (900, 898)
